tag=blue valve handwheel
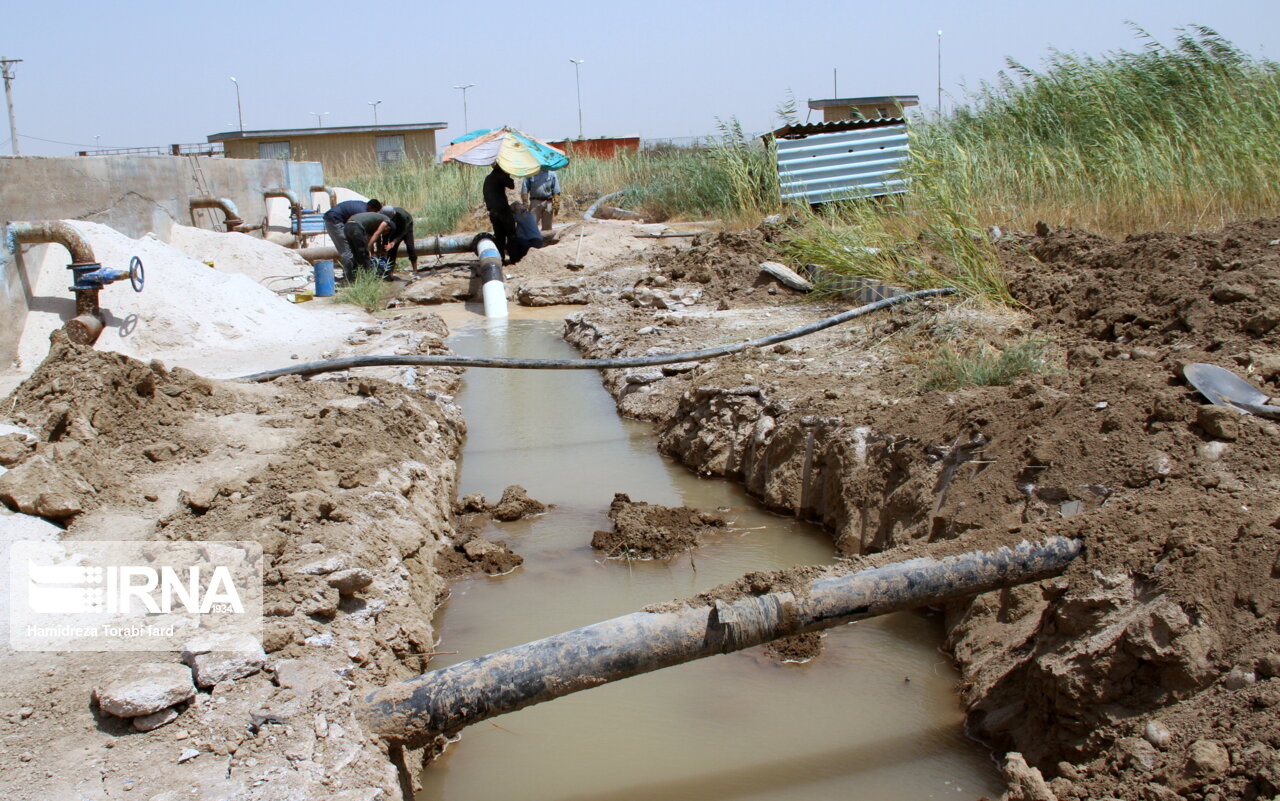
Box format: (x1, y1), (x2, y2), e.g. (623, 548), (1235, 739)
(129, 256), (145, 292)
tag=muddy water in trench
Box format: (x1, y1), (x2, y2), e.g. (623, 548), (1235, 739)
(417, 317), (1001, 801)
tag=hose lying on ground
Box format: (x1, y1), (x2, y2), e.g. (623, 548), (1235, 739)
(238, 287), (955, 383)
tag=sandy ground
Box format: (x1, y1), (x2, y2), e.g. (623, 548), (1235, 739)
(1, 203), (1278, 800)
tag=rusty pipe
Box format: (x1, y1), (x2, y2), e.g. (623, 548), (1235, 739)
(189, 196), (245, 231)
(359, 536), (1083, 747)
(310, 185), (338, 209)
(263, 187), (301, 209)
(7, 221), (107, 344)
(7, 220), (96, 265)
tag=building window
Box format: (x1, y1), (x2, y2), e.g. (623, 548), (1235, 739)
(376, 135), (405, 167)
(259, 141), (291, 160)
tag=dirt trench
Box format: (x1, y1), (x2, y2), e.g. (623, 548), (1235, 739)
(559, 220), (1280, 800)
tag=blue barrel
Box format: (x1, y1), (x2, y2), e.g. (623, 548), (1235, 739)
(314, 260), (336, 297)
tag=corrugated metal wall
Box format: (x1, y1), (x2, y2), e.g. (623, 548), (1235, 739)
(775, 124), (910, 204)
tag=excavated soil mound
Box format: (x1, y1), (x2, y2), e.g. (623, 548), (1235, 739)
(590, 492), (727, 559)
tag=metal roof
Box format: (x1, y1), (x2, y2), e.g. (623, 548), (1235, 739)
(208, 122), (447, 142)
(766, 117), (908, 141)
(807, 95), (919, 109)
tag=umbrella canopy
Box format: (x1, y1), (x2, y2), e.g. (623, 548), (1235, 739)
(442, 126), (568, 177)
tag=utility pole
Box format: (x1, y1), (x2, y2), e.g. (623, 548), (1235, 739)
(369, 100), (382, 126)
(2, 57), (23, 156)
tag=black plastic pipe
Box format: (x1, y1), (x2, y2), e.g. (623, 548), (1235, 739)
(359, 536), (1082, 747)
(238, 287), (955, 382)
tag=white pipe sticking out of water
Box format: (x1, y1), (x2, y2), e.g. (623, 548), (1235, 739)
(474, 236), (508, 319)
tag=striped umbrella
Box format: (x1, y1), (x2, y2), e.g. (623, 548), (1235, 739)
(442, 126), (569, 177)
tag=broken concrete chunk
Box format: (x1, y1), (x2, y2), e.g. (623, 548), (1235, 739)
(181, 633), (267, 688)
(294, 556), (347, 576)
(759, 261), (814, 292)
(132, 705), (180, 732)
(326, 567), (374, 597)
(94, 663), (196, 718)
(178, 484), (218, 512)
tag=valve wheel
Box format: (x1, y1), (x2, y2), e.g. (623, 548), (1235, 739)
(129, 256), (145, 292)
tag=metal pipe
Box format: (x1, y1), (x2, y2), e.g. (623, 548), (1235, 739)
(189, 196), (245, 231)
(6, 222), (142, 345)
(309, 185), (338, 209)
(474, 234), (507, 318)
(8, 220), (96, 265)
(262, 187), (301, 209)
(297, 233), (480, 263)
(237, 288), (954, 382)
(359, 537), (1082, 747)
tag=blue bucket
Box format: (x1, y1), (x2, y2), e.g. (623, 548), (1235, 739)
(314, 260), (335, 297)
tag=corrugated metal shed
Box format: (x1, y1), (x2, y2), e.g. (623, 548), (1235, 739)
(767, 118), (910, 204)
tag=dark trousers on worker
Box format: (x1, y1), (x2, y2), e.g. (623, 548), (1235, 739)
(343, 222), (378, 278)
(488, 208), (527, 265)
(324, 218), (355, 273)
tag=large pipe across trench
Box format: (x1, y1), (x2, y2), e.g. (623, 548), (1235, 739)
(359, 536), (1082, 747)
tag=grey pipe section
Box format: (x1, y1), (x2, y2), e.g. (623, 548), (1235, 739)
(7, 220), (96, 265)
(297, 233), (480, 263)
(237, 288), (954, 382)
(189, 196), (245, 230)
(360, 536), (1082, 747)
(584, 190), (643, 221)
(310, 185), (338, 209)
(263, 187), (301, 208)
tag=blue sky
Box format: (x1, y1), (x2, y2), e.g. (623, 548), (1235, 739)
(2, 0), (1277, 156)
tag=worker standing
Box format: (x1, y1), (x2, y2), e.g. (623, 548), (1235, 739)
(343, 211), (394, 280)
(380, 205), (418, 275)
(322, 198), (382, 275)
(521, 167), (561, 232)
(483, 164), (518, 263)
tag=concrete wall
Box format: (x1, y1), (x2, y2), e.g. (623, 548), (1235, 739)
(0, 154), (324, 369)
(224, 130), (437, 173)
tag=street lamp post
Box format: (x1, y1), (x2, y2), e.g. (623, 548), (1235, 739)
(453, 84), (474, 132)
(229, 76), (243, 132)
(936, 30), (943, 114)
(369, 100), (382, 126)
(569, 59), (584, 139)
(310, 111), (329, 127)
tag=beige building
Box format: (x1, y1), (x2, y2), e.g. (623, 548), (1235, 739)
(208, 123), (447, 172)
(807, 95), (919, 122)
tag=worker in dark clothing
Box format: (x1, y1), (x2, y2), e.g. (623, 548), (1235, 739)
(343, 211), (394, 279)
(511, 201), (543, 262)
(323, 198), (382, 274)
(380, 205), (417, 274)
(482, 164), (519, 264)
